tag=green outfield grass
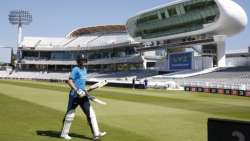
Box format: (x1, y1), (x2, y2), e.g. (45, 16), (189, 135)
(0, 79), (250, 141)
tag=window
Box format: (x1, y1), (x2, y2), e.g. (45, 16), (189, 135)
(137, 14), (158, 24)
(184, 0), (216, 13)
(23, 51), (39, 58)
(40, 52), (50, 59)
(168, 7), (177, 17)
(134, 0), (219, 39)
(205, 16), (216, 23)
(102, 52), (110, 58)
(147, 62), (156, 68)
(161, 12), (166, 19)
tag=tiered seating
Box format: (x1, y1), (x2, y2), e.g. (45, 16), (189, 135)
(154, 67), (218, 79)
(175, 66), (250, 89)
(1, 66), (249, 90)
(190, 66), (250, 79)
(1, 70), (158, 82)
(88, 70), (158, 80)
(0, 71), (69, 81)
(0, 71), (10, 77)
(147, 66), (250, 90)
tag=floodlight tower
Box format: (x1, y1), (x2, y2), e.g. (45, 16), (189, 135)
(8, 10), (32, 47)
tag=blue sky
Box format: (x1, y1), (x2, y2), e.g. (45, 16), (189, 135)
(0, 0), (249, 51)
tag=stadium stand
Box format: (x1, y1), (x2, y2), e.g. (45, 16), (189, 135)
(1, 65), (250, 96)
(0, 69), (157, 81)
(88, 70), (158, 79)
(0, 71), (69, 81)
(153, 67), (219, 78)
(178, 66), (250, 87)
(17, 25), (162, 73)
(146, 66), (250, 91)
(0, 71), (9, 77)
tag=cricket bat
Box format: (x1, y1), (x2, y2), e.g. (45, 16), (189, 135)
(87, 80), (108, 92)
(91, 98), (107, 105)
(87, 80), (108, 105)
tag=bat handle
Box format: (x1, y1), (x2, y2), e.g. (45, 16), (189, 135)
(87, 88), (94, 92)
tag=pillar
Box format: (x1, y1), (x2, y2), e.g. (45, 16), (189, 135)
(214, 35), (226, 67)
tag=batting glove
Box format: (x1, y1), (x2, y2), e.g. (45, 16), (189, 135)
(76, 89), (87, 98)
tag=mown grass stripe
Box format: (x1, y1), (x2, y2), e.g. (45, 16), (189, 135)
(0, 80), (69, 92)
(1, 80), (250, 120)
(0, 93), (156, 141)
(93, 91), (250, 119)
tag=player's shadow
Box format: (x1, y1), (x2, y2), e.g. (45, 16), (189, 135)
(36, 130), (93, 140)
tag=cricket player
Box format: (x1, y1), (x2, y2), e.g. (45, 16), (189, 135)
(60, 54), (106, 140)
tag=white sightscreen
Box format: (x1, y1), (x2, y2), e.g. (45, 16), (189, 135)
(0, 47), (12, 64)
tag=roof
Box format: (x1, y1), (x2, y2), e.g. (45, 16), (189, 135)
(21, 37), (69, 48)
(21, 33), (136, 50)
(67, 25), (127, 38)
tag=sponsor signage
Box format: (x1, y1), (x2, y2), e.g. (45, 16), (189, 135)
(169, 52), (193, 71)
